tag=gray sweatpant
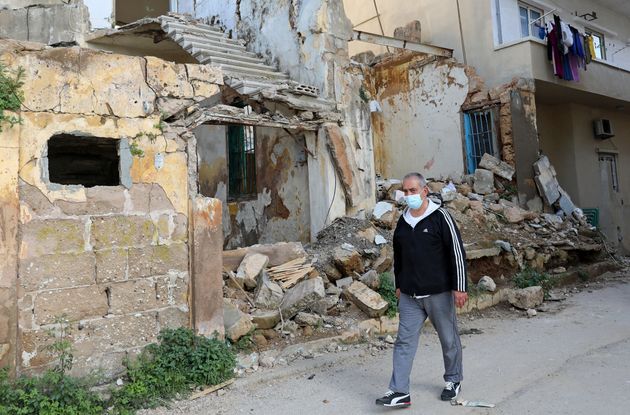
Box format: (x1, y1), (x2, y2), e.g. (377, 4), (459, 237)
(389, 291), (463, 393)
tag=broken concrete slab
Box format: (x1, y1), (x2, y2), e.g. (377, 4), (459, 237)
(251, 310), (281, 330)
(335, 276), (354, 289)
(373, 201), (394, 219)
(479, 153), (515, 181)
(223, 242), (306, 271)
(280, 277), (325, 319)
(465, 246), (501, 259)
(557, 187), (577, 216)
(508, 286), (544, 310)
(254, 273), (284, 309)
(295, 312), (323, 327)
(236, 252), (269, 290)
(360, 270), (380, 290)
(541, 213), (563, 225)
(344, 281), (389, 318)
(311, 294), (340, 315)
(223, 301), (254, 341)
(534, 170), (561, 205)
(473, 168), (495, 195)
(332, 246), (364, 276)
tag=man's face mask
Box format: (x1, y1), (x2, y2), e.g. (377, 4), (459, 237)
(405, 194), (423, 209)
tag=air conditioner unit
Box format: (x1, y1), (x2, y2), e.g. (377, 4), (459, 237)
(593, 119), (614, 139)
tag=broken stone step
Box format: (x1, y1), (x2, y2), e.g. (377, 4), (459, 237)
(166, 27), (246, 48)
(163, 22), (241, 43)
(188, 45), (264, 65)
(174, 33), (247, 51)
(202, 61), (290, 80)
(161, 18), (228, 36)
(204, 56), (281, 73)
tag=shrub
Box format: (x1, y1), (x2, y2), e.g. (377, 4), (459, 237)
(378, 272), (398, 318)
(110, 327), (236, 413)
(512, 267), (554, 292)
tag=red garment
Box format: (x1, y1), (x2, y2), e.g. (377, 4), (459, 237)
(548, 27), (564, 78)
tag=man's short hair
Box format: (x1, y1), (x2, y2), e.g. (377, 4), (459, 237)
(403, 172), (427, 187)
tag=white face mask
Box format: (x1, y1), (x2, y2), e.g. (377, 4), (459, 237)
(405, 194), (423, 209)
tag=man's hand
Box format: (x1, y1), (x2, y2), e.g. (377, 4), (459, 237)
(453, 291), (468, 308)
(396, 288), (400, 299)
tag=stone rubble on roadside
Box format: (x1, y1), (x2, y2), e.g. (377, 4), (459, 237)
(477, 276), (497, 292)
(508, 286), (544, 310)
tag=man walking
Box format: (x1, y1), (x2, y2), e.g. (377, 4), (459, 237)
(376, 172), (468, 408)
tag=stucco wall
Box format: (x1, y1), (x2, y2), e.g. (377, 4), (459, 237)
(0, 39), (223, 376)
(537, 101), (630, 253)
(370, 55), (469, 180)
(196, 124), (311, 248)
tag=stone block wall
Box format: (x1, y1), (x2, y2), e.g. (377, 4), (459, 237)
(0, 39), (224, 376)
(18, 182), (190, 376)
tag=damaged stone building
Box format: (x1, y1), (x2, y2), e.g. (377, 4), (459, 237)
(345, 0), (630, 253)
(0, 0), (625, 378)
(0, 0), (377, 375)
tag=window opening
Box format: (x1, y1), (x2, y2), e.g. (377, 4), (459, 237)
(586, 29), (606, 60)
(48, 134), (120, 187)
(599, 153), (619, 192)
(519, 2), (544, 38)
(464, 109), (499, 174)
(227, 107), (257, 199)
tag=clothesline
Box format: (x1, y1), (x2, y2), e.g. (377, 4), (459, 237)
(545, 14), (595, 82)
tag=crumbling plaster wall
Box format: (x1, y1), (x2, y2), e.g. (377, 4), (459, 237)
(0, 39), (224, 376)
(368, 53), (469, 181)
(196, 0), (352, 99)
(196, 124), (311, 249)
(195, 0), (375, 228)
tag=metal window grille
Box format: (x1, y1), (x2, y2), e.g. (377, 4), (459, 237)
(228, 119), (257, 199)
(599, 153), (619, 192)
(464, 109), (499, 174)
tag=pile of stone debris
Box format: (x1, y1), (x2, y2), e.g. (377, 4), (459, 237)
(221, 153), (605, 371)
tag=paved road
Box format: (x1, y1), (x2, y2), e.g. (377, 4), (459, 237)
(144, 272), (630, 415)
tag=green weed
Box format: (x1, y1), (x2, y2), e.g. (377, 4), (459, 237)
(378, 272), (398, 318)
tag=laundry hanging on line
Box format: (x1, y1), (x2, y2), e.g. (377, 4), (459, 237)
(545, 14), (593, 82)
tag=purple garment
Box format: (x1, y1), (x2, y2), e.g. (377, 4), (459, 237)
(569, 54), (580, 81)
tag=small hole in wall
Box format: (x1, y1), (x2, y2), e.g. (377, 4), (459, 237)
(48, 134), (120, 187)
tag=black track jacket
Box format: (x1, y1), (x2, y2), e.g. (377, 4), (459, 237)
(393, 205), (467, 296)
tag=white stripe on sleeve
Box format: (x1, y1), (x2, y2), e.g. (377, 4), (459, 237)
(438, 208), (466, 291)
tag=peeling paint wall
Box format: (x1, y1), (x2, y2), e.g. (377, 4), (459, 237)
(369, 54), (469, 180)
(0, 39), (224, 376)
(195, 124), (311, 249)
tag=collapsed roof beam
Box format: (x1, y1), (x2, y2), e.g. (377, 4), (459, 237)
(351, 30), (453, 58)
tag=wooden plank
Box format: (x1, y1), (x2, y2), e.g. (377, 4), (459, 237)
(190, 379), (235, 400)
(222, 242), (306, 271)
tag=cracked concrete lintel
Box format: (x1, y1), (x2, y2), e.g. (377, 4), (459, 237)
(184, 104), (324, 131)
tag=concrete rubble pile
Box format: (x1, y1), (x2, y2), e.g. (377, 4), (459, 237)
(221, 153), (607, 372)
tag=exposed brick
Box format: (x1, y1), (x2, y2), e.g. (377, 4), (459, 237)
(55, 186), (126, 216)
(34, 286), (108, 325)
(95, 249), (128, 283)
(90, 216), (155, 249)
(20, 219), (85, 258)
(107, 279), (161, 314)
(20, 252), (96, 291)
